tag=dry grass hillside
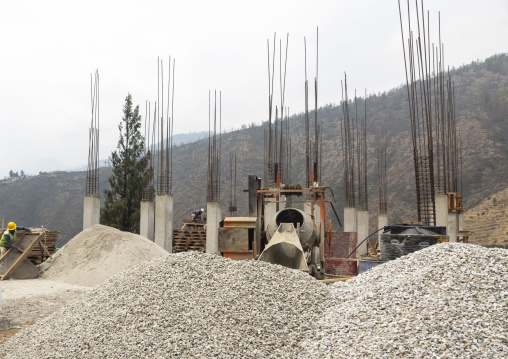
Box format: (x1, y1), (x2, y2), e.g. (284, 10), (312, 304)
(464, 187), (508, 248)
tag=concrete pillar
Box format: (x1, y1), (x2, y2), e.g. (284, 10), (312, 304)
(435, 194), (448, 228)
(206, 202), (222, 254)
(356, 210), (369, 256)
(458, 213), (464, 241)
(140, 200), (155, 241)
(343, 207), (357, 233)
(377, 213), (388, 243)
(83, 195), (100, 231)
(447, 212), (459, 243)
(264, 199), (277, 231)
(154, 194), (173, 252)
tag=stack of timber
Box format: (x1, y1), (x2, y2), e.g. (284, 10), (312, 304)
(172, 229), (206, 253)
(2, 228), (59, 265)
(28, 229), (59, 264)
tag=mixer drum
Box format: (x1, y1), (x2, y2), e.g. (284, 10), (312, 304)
(266, 208), (317, 250)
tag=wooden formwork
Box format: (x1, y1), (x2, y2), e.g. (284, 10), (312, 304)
(172, 229), (206, 253)
(1, 228), (59, 265)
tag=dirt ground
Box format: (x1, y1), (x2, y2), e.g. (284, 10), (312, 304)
(0, 278), (91, 344)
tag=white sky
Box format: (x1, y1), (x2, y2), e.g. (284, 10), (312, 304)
(1, 0), (506, 177)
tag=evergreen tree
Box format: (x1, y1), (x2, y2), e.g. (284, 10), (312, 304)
(101, 94), (151, 233)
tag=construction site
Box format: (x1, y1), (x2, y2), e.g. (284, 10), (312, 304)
(1, 2), (507, 358)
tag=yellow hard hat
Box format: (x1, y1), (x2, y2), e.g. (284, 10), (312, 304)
(7, 222), (16, 230)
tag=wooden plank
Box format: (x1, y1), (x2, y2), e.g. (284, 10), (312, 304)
(0, 232), (44, 280)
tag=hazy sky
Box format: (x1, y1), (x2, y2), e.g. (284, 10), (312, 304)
(1, 0), (506, 177)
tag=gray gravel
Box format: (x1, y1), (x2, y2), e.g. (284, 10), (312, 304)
(1, 252), (332, 358)
(2, 243), (507, 358)
(304, 243), (508, 358)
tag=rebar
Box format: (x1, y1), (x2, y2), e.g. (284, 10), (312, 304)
(155, 56), (175, 196)
(340, 74), (356, 209)
(86, 69), (100, 197)
(228, 152), (237, 216)
(378, 129), (388, 214)
(207, 90), (221, 202)
(398, 0), (437, 225)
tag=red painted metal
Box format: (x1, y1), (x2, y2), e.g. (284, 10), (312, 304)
(324, 232), (357, 277)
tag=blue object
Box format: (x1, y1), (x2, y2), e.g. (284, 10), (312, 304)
(358, 259), (387, 274)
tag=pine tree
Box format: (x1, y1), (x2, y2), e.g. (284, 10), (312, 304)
(101, 94), (151, 233)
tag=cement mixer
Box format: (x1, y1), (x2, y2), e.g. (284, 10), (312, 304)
(258, 208), (320, 271)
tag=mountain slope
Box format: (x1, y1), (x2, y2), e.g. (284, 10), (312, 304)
(465, 187), (508, 248)
(0, 54), (507, 246)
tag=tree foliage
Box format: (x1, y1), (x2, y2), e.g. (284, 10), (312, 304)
(101, 94), (151, 233)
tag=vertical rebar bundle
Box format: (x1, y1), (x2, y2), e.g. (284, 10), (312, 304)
(207, 90), (221, 202)
(142, 100), (155, 201)
(378, 129), (388, 214)
(341, 74), (355, 208)
(265, 33), (289, 188)
(303, 29), (321, 187)
(155, 56), (175, 195)
(356, 91), (368, 211)
(398, 0), (437, 225)
(228, 152), (237, 216)
(86, 69), (100, 196)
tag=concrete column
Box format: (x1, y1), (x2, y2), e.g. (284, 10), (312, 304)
(140, 200), (155, 241)
(356, 210), (369, 256)
(377, 213), (388, 243)
(343, 207), (357, 233)
(447, 212), (459, 243)
(435, 194), (448, 228)
(154, 194), (173, 252)
(458, 213), (464, 241)
(206, 202), (222, 254)
(83, 195), (100, 231)
(264, 199), (277, 231)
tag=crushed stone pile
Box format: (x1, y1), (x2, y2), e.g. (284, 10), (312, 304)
(2, 252), (332, 358)
(38, 224), (168, 287)
(2, 243), (507, 358)
(304, 243), (508, 358)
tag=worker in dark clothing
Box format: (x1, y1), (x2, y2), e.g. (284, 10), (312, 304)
(190, 208), (205, 222)
(0, 222), (31, 257)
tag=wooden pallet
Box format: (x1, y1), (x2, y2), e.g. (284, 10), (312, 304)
(172, 229), (206, 253)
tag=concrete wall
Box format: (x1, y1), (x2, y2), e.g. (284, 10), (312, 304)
(206, 202), (222, 254)
(264, 199), (277, 231)
(83, 195), (100, 231)
(140, 200), (155, 241)
(447, 212), (459, 243)
(343, 207), (357, 233)
(435, 194), (448, 227)
(378, 213), (388, 243)
(356, 210), (369, 256)
(154, 195), (173, 252)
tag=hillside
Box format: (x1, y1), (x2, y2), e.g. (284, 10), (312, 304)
(0, 54), (507, 246)
(465, 187), (508, 248)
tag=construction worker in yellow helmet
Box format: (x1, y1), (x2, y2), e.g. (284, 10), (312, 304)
(0, 222), (31, 257)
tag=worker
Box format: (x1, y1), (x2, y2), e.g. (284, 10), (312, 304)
(0, 222), (31, 257)
(190, 208), (205, 222)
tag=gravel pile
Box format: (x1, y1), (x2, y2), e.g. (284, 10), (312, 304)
(304, 243), (508, 358)
(2, 243), (507, 358)
(2, 252), (332, 358)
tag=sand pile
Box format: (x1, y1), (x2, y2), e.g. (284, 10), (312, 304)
(39, 224), (168, 287)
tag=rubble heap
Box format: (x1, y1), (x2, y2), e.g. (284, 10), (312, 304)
(305, 243), (508, 358)
(3, 252), (331, 358)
